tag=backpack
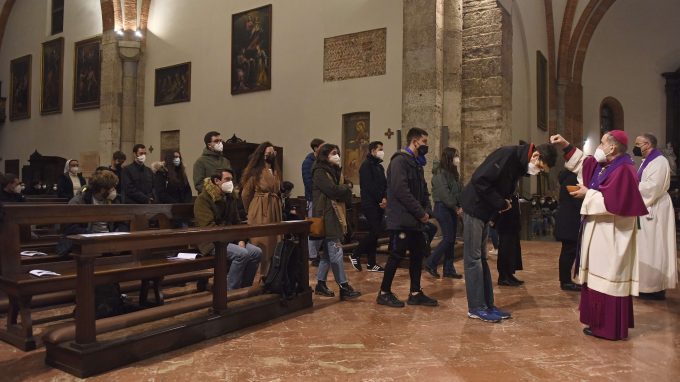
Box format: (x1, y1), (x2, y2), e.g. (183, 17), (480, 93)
(264, 239), (304, 300)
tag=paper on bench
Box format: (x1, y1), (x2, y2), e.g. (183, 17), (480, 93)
(29, 269), (61, 277)
(79, 232), (130, 237)
(175, 252), (199, 260)
(21, 251), (49, 257)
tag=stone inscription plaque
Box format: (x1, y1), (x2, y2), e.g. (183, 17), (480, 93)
(324, 28), (386, 82)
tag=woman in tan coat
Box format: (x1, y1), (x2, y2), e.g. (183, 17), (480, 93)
(241, 142), (282, 276)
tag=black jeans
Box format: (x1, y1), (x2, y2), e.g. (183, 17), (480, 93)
(380, 230), (427, 293)
(497, 231), (522, 277)
(559, 240), (578, 284)
(354, 207), (384, 266)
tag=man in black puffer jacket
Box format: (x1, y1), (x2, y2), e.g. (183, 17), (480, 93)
(377, 127), (437, 308)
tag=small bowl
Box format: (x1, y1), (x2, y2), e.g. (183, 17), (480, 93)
(566, 185), (580, 193)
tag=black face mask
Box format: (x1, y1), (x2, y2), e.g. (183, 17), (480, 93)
(632, 146), (643, 157)
(417, 144), (429, 157)
(265, 155), (276, 164)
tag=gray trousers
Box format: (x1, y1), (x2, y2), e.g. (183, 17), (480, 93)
(463, 213), (495, 311)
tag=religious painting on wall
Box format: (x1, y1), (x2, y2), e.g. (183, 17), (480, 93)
(73, 36), (101, 110)
(231, 4), (272, 95)
(154, 62), (191, 106)
(160, 130), (181, 161)
(9, 55), (31, 121)
(41, 37), (64, 115)
(342, 112), (371, 185)
(536, 50), (547, 131)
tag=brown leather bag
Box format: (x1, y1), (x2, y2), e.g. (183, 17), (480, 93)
(306, 216), (325, 238)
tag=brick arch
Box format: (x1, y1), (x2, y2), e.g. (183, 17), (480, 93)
(0, 0), (16, 52)
(572, 0), (617, 83)
(600, 96), (624, 133)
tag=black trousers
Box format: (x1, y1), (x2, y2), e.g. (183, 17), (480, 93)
(354, 207), (384, 266)
(559, 240), (578, 284)
(497, 231), (523, 277)
(380, 230), (427, 293)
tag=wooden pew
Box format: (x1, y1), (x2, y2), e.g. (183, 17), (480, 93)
(42, 222), (312, 378)
(0, 203), (205, 350)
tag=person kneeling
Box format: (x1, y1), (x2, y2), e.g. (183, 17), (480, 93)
(195, 169), (262, 290)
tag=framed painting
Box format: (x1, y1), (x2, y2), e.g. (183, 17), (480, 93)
(154, 62), (191, 106)
(41, 37), (64, 115)
(231, 4), (272, 95)
(342, 112), (371, 185)
(9, 54), (31, 121)
(536, 50), (547, 131)
(73, 36), (101, 110)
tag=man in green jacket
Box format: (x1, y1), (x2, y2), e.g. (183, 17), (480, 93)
(194, 169), (261, 290)
(193, 131), (232, 193)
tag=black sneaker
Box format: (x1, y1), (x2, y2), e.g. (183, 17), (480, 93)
(407, 290), (438, 306)
(424, 264), (440, 279)
(349, 254), (362, 271)
(376, 292), (405, 308)
(367, 264), (385, 272)
(443, 272), (463, 279)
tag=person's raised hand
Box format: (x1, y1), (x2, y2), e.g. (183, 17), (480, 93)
(550, 134), (569, 149)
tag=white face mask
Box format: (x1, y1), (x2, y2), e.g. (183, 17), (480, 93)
(136, 154), (146, 163)
(13, 185), (22, 194)
(593, 147), (607, 163)
(70, 166), (79, 174)
(221, 180), (234, 193)
(213, 142), (224, 152)
(107, 189), (117, 201)
(375, 150), (385, 160)
(453, 157), (461, 167)
(173, 158), (181, 166)
(329, 154), (342, 166)
(527, 162), (541, 176)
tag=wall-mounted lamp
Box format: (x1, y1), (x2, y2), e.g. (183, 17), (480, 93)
(115, 29), (124, 36)
(135, 29), (143, 38)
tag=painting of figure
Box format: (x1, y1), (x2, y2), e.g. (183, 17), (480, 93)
(231, 4), (272, 95)
(154, 62), (191, 106)
(342, 112), (371, 185)
(10, 55), (31, 121)
(73, 37), (101, 110)
(41, 37), (64, 115)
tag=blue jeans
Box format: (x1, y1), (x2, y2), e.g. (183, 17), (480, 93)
(427, 202), (459, 274)
(307, 201), (322, 259)
(488, 226), (499, 249)
(463, 213), (494, 311)
(226, 243), (262, 290)
(316, 239), (348, 285)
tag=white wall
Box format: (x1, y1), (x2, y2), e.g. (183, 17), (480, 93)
(0, 0), (102, 172)
(582, 0), (680, 151)
(145, 0), (403, 195)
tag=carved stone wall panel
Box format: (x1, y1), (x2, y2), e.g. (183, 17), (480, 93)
(323, 28), (386, 82)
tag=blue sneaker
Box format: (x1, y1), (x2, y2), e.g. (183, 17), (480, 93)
(487, 306), (512, 319)
(467, 309), (502, 323)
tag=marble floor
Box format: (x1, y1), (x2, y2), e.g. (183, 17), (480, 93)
(1, 241), (679, 381)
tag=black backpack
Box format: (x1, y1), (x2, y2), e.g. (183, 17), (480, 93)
(264, 239), (304, 300)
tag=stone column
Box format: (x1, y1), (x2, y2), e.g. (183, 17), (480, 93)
(118, 40), (142, 155)
(443, 0), (463, 155)
(461, 0), (512, 182)
(99, 31), (123, 165)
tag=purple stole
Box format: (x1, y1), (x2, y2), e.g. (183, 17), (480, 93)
(636, 148), (663, 182)
(586, 154), (635, 192)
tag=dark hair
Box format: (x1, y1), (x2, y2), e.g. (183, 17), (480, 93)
(88, 170), (118, 194)
(440, 147), (460, 181)
(204, 131), (221, 146)
(641, 133), (658, 148)
(164, 151), (188, 187)
(536, 143), (558, 168)
(317, 143), (340, 164)
(310, 138), (324, 151)
(368, 141), (383, 152)
(95, 166), (110, 172)
(112, 151), (126, 161)
(132, 144), (146, 154)
(406, 127), (428, 143)
(241, 142), (280, 189)
(1, 173), (18, 188)
(281, 181), (294, 192)
(210, 168), (233, 183)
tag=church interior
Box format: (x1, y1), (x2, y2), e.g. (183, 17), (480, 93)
(0, 0), (679, 380)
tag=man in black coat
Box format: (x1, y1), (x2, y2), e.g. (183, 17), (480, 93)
(350, 141), (387, 272)
(555, 170), (583, 292)
(121, 144), (154, 204)
(461, 142), (557, 323)
(377, 128), (437, 308)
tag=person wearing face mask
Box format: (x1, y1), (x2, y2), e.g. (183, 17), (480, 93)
(240, 142), (283, 276)
(121, 144), (155, 204)
(194, 169), (262, 290)
(193, 131), (232, 193)
(551, 131), (648, 340)
(302, 138), (325, 267)
(350, 140), (387, 272)
(632, 133), (677, 301)
(460, 139), (557, 322)
(109, 151), (127, 195)
(153, 151), (192, 204)
(311, 143), (361, 300)
(57, 159), (87, 199)
(0, 173), (27, 203)
(377, 127), (437, 308)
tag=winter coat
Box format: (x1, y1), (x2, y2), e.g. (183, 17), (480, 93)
(461, 144), (532, 222)
(192, 148), (232, 193)
(312, 161), (353, 240)
(554, 170), (583, 242)
(194, 178), (242, 255)
(57, 172), (87, 199)
(152, 162), (192, 204)
(301, 152), (315, 201)
(431, 165), (463, 210)
(121, 161), (154, 204)
(359, 154), (387, 211)
(385, 150), (432, 231)
(0, 190), (25, 203)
